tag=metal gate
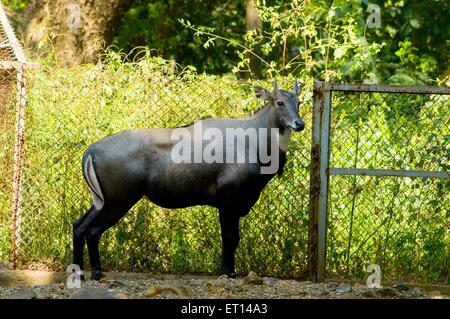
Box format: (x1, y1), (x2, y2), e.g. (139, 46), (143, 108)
(308, 81), (450, 283)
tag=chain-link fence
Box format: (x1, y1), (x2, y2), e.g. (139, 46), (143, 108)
(0, 0), (31, 267)
(0, 1), (448, 284)
(0, 0), (312, 277)
(3, 59), (312, 278)
(0, 66), (16, 264)
(310, 82), (449, 284)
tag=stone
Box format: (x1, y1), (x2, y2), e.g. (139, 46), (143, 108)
(377, 287), (399, 298)
(335, 284), (352, 294)
(5, 287), (36, 299)
(410, 287), (424, 298)
(107, 279), (125, 288)
(175, 286), (189, 297)
(205, 282), (213, 292)
(360, 289), (376, 298)
(143, 285), (188, 298)
(232, 285), (244, 293)
(214, 275), (232, 289)
(393, 284), (409, 292)
(243, 271), (264, 285)
(69, 287), (127, 299)
(319, 289), (330, 296)
(144, 286), (163, 297)
(353, 283), (366, 290)
(425, 291), (442, 299)
(325, 282), (338, 289)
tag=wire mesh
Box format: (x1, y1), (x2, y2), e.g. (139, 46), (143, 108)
(327, 91), (449, 284)
(0, 0), (447, 282)
(0, 68), (15, 264)
(0, 0), (24, 266)
(5, 63), (312, 278)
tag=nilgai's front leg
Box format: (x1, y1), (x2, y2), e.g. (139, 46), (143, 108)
(219, 211), (241, 278)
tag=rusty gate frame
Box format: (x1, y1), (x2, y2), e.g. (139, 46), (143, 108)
(307, 80), (450, 282)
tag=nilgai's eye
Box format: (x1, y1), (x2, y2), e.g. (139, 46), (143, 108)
(277, 101), (284, 107)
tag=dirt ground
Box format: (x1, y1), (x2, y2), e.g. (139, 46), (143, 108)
(0, 268), (448, 299)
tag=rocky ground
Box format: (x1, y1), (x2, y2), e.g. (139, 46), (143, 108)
(0, 269), (448, 299)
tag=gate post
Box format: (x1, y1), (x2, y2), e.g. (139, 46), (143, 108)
(308, 80), (331, 282)
(10, 64), (26, 269)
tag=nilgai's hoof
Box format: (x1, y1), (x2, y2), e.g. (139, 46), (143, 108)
(220, 270), (237, 279)
(90, 271), (104, 281)
(228, 272), (237, 279)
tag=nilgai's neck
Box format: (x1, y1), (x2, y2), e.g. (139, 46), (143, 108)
(250, 105), (289, 175)
(250, 105), (283, 130)
(255, 104), (292, 153)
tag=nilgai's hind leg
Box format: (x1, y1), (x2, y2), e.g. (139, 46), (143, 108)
(85, 203), (137, 280)
(73, 205), (101, 280)
(219, 210), (241, 278)
(85, 224), (104, 281)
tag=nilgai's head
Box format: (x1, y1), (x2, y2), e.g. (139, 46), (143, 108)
(254, 78), (305, 132)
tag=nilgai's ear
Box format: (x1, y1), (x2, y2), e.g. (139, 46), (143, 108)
(293, 78), (303, 96)
(254, 86), (273, 101)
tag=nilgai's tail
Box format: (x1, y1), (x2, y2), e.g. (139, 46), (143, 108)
(82, 150), (105, 210)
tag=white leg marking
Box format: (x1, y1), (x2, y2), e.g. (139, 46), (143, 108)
(84, 154), (104, 209)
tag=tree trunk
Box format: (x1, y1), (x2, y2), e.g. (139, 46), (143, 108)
(23, 0), (133, 67)
(244, 0), (262, 78)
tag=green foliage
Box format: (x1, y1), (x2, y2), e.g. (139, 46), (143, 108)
(182, 1), (389, 82)
(235, 0), (447, 83)
(111, 0), (449, 84)
(1, 0), (28, 11)
(366, 0), (450, 84)
(388, 38), (438, 85)
(112, 0), (246, 74)
(6, 0), (448, 84)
